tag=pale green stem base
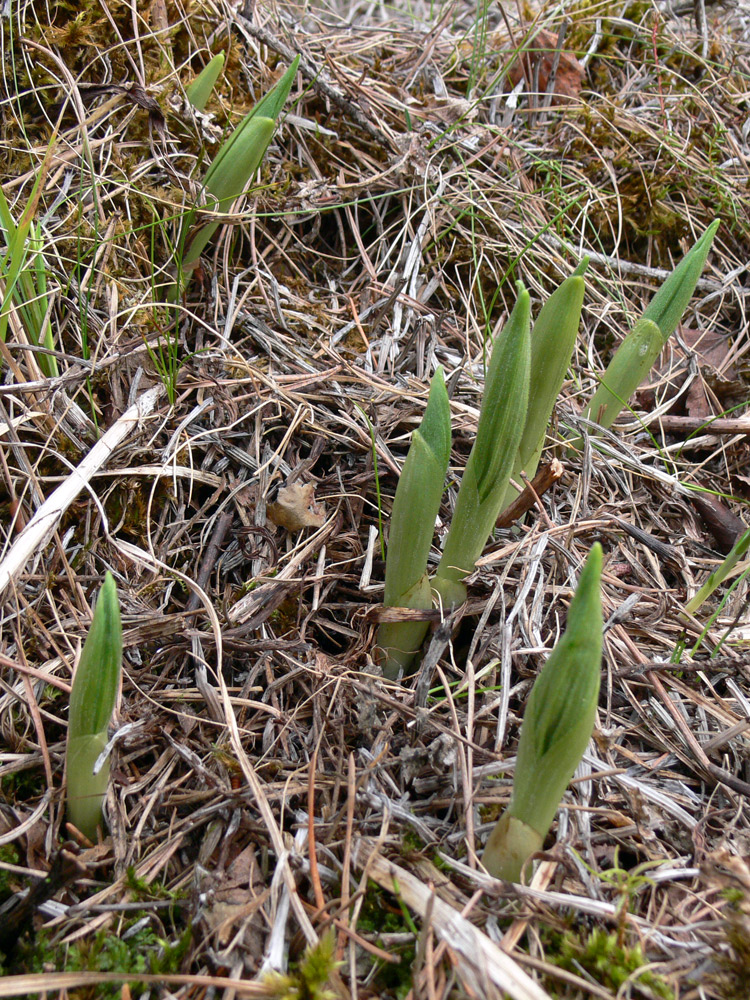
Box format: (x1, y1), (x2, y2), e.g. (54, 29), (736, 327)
(482, 811), (544, 882)
(66, 732), (110, 841)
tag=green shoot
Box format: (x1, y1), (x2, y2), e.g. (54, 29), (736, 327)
(581, 220), (720, 437)
(66, 573), (123, 841)
(482, 544), (603, 881)
(501, 269), (586, 511)
(432, 283), (530, 608)
(376, 369), (451, 679)
(185, 52), (225, 111)
(176, 56), (300, 283)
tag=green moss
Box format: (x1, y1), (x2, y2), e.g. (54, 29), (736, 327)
(19, 918), (191, 1000)
(546, 927), (674, 999)
(356, 881), (417, 998)
(0, 844), (21, 899)
(264, 931), (341, 1000)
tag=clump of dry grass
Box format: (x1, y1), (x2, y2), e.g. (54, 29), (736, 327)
(1, 0), (750, 997)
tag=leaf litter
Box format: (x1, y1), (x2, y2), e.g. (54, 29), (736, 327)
(0, 0), (750, 997)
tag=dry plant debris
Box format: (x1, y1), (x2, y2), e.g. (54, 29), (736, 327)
(1, 0), (750, 997)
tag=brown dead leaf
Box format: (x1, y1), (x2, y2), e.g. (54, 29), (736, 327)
(267, 481), (326, 531)
(507, 30), (583, 104)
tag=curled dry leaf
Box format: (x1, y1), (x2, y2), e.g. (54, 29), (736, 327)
(267, 481), (326, 532)
(507, 30), (584, 103)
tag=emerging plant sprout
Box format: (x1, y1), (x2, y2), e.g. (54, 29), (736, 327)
(582, 220), (719, 434)
(431, 284), (531, 610)
(175, 56), (300, 286)
(377, 271), (587, 677)
(65, 572), (123, 840)
(500, 269), (586, 511)
(377, 368), (451, 678)
(185, 52), (225, 111)
(482, 543), (603, 882)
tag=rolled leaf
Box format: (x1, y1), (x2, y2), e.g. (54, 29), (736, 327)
(181, 116), (276, 266)
(377, 368), (451, 677)
(180, 56), (300, 270)
(66, 732), (111, 843)
(186, 52), (225, 111)
(65, 572), (123, 839)
(642, 219), (719, 342)
(577, 220), (719, 441)
(433, 285), (530, 603)
(483, 543), (603, 881)
(502, 272), (585, 510)
(377, 574), (433, 680)
(583, 317), (662, 430)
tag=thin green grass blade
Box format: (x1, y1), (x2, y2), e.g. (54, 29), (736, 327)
(683, 526), (750, 618)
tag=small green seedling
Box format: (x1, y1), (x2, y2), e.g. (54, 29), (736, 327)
(185, 52), (225, 111)
(175, 56), (300, 285)
(65, 572), (123, 840)
(377, 368), (451, 678)
(582, 220), (719, 435)
(482, 543), (603, 882)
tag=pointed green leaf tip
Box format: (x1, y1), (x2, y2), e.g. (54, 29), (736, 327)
(66, 572), (123, 839)
(519, 273), (585, 469)
(642, 219), (719, 343)
(432, 283), (530, 598)
(473, 284), (531, 502)
(181, 57), (300, 270)
(508, 542), (603, 837)
(382, 366), (451, 607)
(67, 572), (123, 738)
(378, 367), (451, 677)
(186, 52), (225, 111)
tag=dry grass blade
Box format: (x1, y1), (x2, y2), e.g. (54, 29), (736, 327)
(361, 842), (552, 1000)
(1, 0), (749, 996)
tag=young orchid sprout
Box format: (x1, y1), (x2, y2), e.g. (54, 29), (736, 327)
(582, 220), (719, 436)
(482, 543), (603, 882)
(175, 57), (300, 287)
(500, 268), (586, 512)
(65, 573), (123, 840)
(432, 283), (531, 610)
(377, 368), (451, 679)
(186, 52), (226, 112)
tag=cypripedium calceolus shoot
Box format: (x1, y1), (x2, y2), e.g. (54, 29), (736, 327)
(186, 52), (225, 111)
(377, 368), (451, 679)
(500, 268), (586, 512)
(582, 220), (719, 436)
(176, 56), (300, 282)
(432, 283), (531, 610)
(482, 544), (603, 881)
(65, 573), (123, 840)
